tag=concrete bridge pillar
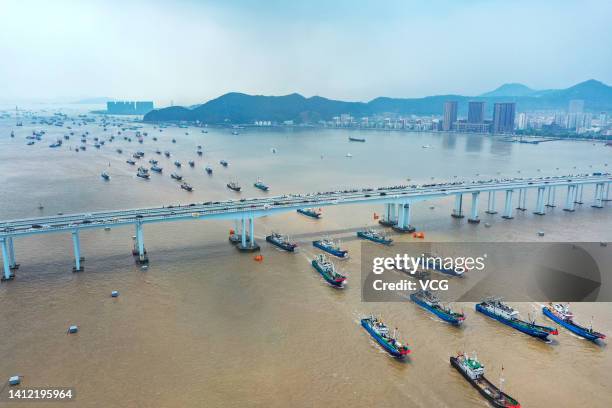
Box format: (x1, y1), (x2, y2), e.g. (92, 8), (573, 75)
(71, 230), (84, 272)
(392, 203), (415, 233)
(379, 203), (397, 227)
(468, 192), (480, 224)
(533, 187), (546, 215)
(7, 237), (18, 271)
(485, 191), (497, 214)
(592, 183), (604, 209)
(603, 183), (611, 202)
(238, 215), (260, 252)
(545, 186), (556, 207)
(241, 217), (247, 248)
(516, 188), (527, 211)
(135, 222), (148, 264)
(1, 237), (14, 281)
(502, 190), (514, 219)
(574, 184), (584, 204)
(563, 185), (576, 212)
(451, 194), (464, 218)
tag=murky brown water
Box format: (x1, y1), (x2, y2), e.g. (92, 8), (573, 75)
(1, 113), (611, 407)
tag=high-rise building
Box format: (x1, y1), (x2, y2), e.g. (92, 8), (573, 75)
(517, 112), (528, 130)
(492, 103), (516, 133)
(443, 101), (458, 131)
(467, 101), (485, 123)
(568, 99), (584, 114)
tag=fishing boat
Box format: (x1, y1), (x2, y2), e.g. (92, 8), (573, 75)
(188, 160), (195, 167)
(410, 290), (465, 325)
(254, 178), (270, 191)
(450, 352), (520, 408)
(311, 254), (346, 287)
(174, 160), (182, 167)
(476, 298), (558, 341)
(348, 136), (366, 142)
(423, 252), (464, 277)
(172, 138), (176, 143)
(126, 159), (136, 165)
(297, 208), (321, 219)
(116, 148), (123, 154)
(220, 160), (228, 167)
(170, 173), (183, 181)
(136, 167), (150, 179)
(101, 171), (110, 181)
(542, 303), (606, 341)
(156, 149), (162, 155)
(227, 181), (241, 192)
(151, 165), (163, 173)
(148, 159), (158, 165)
(205, 166), (213, 175)
(49, 140), (62, 148)
(360, 315), (410, 358)
(27, 141), (35, 146)
(197, 150), (203, 156)
(312, 239), (348, 259)
(164, 151), (171, 158)
(357, 228), (393, 245)
(180, 182), (193, 192)
(266, 232), (297, 252)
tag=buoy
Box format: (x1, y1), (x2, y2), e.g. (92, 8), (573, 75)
(373, 212), (379, 220)
(9, 375), (21, 386)
(484, 222), (491, 228)
(229, 228), (235, 235)
(111, 290), (119, 297)
(68, 325), (78, 334)
(254, 255), (264, 262)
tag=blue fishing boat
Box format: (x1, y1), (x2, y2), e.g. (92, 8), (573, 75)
(357, 228), (392, 245)
(297, 208), (321, 219)
(410, 290), (465, 325)
(205, 166), (213, 175)
(476, 298), (557, 341)
(151, 165), (163, 173)
(101, 171), (110, 181)
(360, 315), (410, 359)
(312, 239), (348, 259)
(542, 303), (606, 342)
(311, 254), (346, 287)
(266, 233), (297, 252)
(254, 178), (270, 191)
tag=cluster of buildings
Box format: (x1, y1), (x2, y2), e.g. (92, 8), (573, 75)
(106, 101), (154, 115)
(442, 101), (515, 134)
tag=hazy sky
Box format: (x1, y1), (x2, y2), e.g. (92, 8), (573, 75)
(1, 0), (610, 106)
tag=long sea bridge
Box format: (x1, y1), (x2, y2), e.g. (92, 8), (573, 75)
(1, 173), (610, 281)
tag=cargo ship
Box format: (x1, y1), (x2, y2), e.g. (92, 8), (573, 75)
(266, 232), (297, 252)
(410, 290), (465, 325)
(227, 181), (241, 192)
(542, 303), (606, 341)
(476, 298), (558, 340)
(360, 315), (410, 359)
(254, 178), (270, 191)
(312, 239), (348, 259)
(297, 208), (321, 219)
(348, 136), (366, 142)
(311, 254), (346, 287)
(450, 352), (520, 408)
(357, 228), (393, 245)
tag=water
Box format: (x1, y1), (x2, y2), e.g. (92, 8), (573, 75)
(1, 114), (611, 407)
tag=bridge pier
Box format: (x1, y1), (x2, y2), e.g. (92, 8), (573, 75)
(7, 237), (18, 271)
(574, 184), (584, 204)
(545, 186), (556, 207)
(563, 185), (576, 212)
(392, 203), (415, 233)
(71, 230), (84, 272)
(516, 188), (527, 211)
(533, 187), (546, 215)
(592, 183), (604, 208)
(134, 222), (148, 264)
(451, 194), (464, 218)
(502, 190), (514, 219)
(238, 216), (260, 252)
(603, 183), (611, 202)
(1, 237), (14, 281)
(468, 192), (480, 224)
(485, 191), (497, 214)
(379, 203), (398, 227)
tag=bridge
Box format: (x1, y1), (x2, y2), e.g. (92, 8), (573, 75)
(1, 174), (610, 281)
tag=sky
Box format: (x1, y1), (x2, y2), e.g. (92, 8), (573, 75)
(0, 0), (611, 107)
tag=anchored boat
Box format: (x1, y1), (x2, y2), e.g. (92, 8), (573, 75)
(188, 160), (195, 167)
(476, 298), (558, 341)
(174, 160), (182, 168)
(151, 165), (163, 173)
(220, 160), (228, 167)
(266, 232), (297, 252)
(450, 352), (520, 408)
(357, 228), (393, 245)
(542, 303), (606, 341)
(348, 136), (366, 142)
(410, 290), (465, 325)
(360, 315), (410, 358)
(180, 182), (193, 192)
(227, 181), (241, 192)
(126, 159), (136, 165)
(254, 178), (270, 191)
(170, 173), (183, 181)
(311, 254), (346, 287)
(205, 166), (213, 175)
(136, 167), (150, 179)
(297, 208), (321, 219)
(312, 239), (348, 259)
(101, 171), (110, 181)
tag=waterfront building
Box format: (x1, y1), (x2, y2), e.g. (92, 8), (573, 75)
(467, 101), (485, 123)
(443, 101), (458, 131)
(492, 102), (516, 133)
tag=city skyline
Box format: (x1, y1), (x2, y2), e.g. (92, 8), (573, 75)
(1, 0), (611, 106)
